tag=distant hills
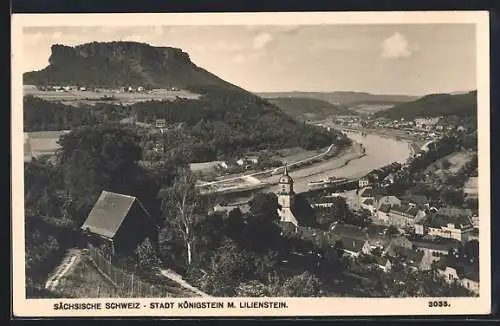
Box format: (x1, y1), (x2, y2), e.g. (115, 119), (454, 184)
(265, 97), (354, 122)
(375, 91), (477, 120)
(258, 91), (418, 106)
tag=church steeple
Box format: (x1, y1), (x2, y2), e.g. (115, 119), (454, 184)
(276, 161), (298, 227)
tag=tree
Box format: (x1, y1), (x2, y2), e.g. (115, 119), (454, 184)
(249, 192), (279, 223)
(279, 271), (323, 297)
(57, 124), (143, 223)
(440, 188), (464, 206)
(159, 167), (202, 266)
(24, 160), (64, 218)
(333, 240), (344, 257)
(235, 280), (269, 297)
(441, 159), (452, 170)
(199, 238), (255, 296)
(134, 238), (161, 269)
(386, 225), (399, 237)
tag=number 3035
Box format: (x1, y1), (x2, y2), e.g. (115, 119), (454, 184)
(428, 301), (450, 307)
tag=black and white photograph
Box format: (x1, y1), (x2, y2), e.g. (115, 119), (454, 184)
(11, 12), (491, 317)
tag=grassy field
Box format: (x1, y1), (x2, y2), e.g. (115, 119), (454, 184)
(24, 85), (200, 106)
(54, 255), (124, 298)
(424, 151), (476, 180)
(24, 130), (70, 160)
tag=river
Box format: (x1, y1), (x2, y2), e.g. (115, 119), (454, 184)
(266, 132), (410, 193)
(213, 131), (411, 203)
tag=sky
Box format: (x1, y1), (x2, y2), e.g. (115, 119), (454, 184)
(22, 24), (476, 95)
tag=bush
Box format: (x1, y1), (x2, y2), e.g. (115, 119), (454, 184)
(279, 271), (323, 297)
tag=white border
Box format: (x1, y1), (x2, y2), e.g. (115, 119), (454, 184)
(11, 11), (491, 317)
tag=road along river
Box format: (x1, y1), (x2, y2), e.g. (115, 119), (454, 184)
(264, 131), (411, 194)
(206, 131), (412, 203)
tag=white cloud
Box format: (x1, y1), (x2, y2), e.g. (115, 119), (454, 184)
(214, 40), (244, 52)
(253, 32), (273, 49)
(50, 32), (63, 40)
(232, 52), (266, 64)
(233, 54), (246, 64)
(381, 32), (418, 59)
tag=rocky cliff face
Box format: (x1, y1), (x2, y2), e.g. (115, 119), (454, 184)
(24, 41), (238, 90)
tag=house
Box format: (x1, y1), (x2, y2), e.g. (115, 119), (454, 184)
(81, 191), (158, 257)
(381, 173), (396, 186)
(359, 186), (384, 202)
(413, 239), (458, 256)
(330, 223), (367, 240)
(360, 198), (376, 214)
(427, 222), (475, 242)
(383, 236), (413, 257)
(401, 194), (429, 207)
(246, 156), (259, 164)
(212, 202), (251, 216)
(437, 260), (479, 295)
(339, 237), (370, 257)
(236, 156), (259, 167)
(358, 177), (370, 188)
(376, 204), (392, 224)
(312, 195), (343, 208)
(414, 222), (425, 235)
(373, 256), (392, 272)
(414, 117), (442, 128)
(376, 195), (401, 210)
(155, 119), (166, 129)
(413, 239), (459, 270)
(387, 204), (427, 228)
(216, 161), (229, 169)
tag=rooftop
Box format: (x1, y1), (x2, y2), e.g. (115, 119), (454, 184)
(437, 257), (479, 282)
(330, 223), (367, 240)
(339, 236), (366, 253)
(390, 204), (420, 218)
(81, 191), (151, 239)
(413, 239), (460, 252)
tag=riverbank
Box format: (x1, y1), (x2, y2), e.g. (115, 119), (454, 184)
(334, 124), (427, 148)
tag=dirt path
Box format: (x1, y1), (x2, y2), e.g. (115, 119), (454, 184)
(44, 248), (82, 291)
(159, 268), (211, 297)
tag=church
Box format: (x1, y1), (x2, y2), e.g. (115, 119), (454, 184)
(276, 164), (300, 229)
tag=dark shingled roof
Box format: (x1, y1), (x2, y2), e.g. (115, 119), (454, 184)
(340, 236), (366, 253)
(331, 224), (367, 240)
(437, 257), (479, 282)
(373, 255), (391, 266)
(390, 204), (420, 218)
(362, 198), (374, 206)
(360, 187), (377, 198)
(81, 191), (150, 239)
(413, 239), (460, 252)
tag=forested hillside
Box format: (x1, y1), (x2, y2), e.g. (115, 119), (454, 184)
(265, 97), (354, 121)
(24, 89), (350, 162)
(375, 91), (477, 120)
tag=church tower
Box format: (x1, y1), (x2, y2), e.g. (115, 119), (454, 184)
(276, 163), (299, 227)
